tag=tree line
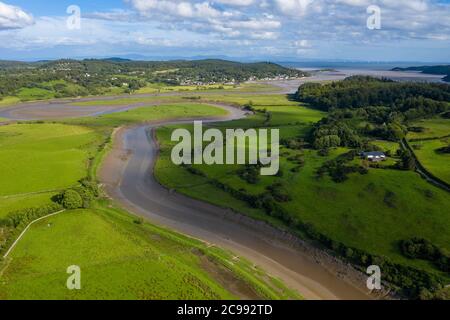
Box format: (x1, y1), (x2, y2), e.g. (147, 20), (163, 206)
(0, 59), (307, 100)
(296, 77), (449, 151)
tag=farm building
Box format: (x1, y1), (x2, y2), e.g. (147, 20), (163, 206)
(360, 151), (387, 162)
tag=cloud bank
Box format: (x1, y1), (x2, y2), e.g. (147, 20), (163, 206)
(0, 0), (449, 61)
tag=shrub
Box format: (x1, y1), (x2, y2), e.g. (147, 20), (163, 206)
(0, 203), (63, 256)
(238, 165), (261, 184)
(60, 190), (83, 209)
(72, 178), (100, 208)
(400, 238), (450, 273)
(436, 145), (450, 154)
(266, 183), (292, 203)
(384, 191), (397, 208)
(318, 149), (329, 157)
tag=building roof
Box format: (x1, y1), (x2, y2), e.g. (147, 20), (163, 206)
(361, 151), (386, 157)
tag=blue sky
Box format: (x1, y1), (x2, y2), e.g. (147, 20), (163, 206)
(0, 0), (449, 62)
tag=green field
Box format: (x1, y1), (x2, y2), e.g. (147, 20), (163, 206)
(0, 204), (298, 300)
(153, 96), (450, 284)
(233, 83), (282, 92)
(136, 83), (236, 94)
(411, 138), (450, 184)
(16, 88), (55, 101)
(0, 97), (21, 107)
(156, 126), (450, 271)
(0, 193), (57, 216)
(407, 118), (450, 184)
(0, 101), (301, 300)
(71, 96), (186, 107)
(134, 82), (280, 94)
(66, 103), (228, 128)
(4, 81), (281, 107)
(1, 85), (449, 299)
(408, 118), (450, 140)
(0, 123), (103, 217)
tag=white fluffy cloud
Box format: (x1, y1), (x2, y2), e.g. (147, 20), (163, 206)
(0, 0), (449, 60)
(216, 0), (255, 6)
(126, 0), (222, 18)
(122, 0), (450, 42)
(0, 1), (33, 30)
(273, 0), (316, 16)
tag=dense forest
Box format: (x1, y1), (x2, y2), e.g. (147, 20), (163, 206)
(392, 65), (450, 83)
(295, 76), (450, 152)
(290, 77), (450, 298)
(0, 58), (306, 100)
(296, 76), (450, 111)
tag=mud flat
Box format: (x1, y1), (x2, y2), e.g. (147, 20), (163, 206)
(99, 104), (377, 300)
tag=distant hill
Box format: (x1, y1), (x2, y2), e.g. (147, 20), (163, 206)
(392, 65), (450, 82)
(100, 57), (133, 62)
(0, 58), (307, 99)
(0, 60), (30, 69)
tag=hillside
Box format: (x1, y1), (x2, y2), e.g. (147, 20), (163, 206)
(0, 59), (306, 104)
(392, 65), (450, 82)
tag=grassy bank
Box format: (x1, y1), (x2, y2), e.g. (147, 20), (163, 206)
(0, 123), (103, 218)
(153, 94), (450, 296)
(0, 101), (300, 300)
(0, 203), (298, 300)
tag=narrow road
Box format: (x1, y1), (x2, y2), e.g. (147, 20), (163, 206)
(99, 104), (372, 300)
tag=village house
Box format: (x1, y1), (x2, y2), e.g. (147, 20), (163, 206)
(360, 151), (387, 162)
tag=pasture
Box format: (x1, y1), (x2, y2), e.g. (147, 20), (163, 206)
(407, 117), (450, 184)
(0, 205), (299, 300)
(0, 123), (102, 217)
(66, 103), (229, 127)
(153, 97), (450, 280)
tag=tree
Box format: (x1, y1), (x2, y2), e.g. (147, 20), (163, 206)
(399, 150), (416, 171)
(60, 190), (83, 209)
(314, 135), (341, 149)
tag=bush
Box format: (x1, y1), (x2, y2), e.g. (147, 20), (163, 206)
(203, 170), (447, 298)
(0, 203), (63, 255)
(397, 149), (416, 171)
(318, 149), (329, 157)
(384, 191), (397, 208)
(266, 183), (292, 203)
(400, 238), (450, 273)
(72, 178), (100, 208)
(436, 145), (450, 154)
(60, 190), (83, 209)
(238, 165), (261, 184)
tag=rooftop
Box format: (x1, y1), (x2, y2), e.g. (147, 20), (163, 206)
(361, 151), (386, 157)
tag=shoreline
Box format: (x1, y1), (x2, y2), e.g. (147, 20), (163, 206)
(98, 107), (380, 300)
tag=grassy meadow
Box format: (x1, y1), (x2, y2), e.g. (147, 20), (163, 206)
(0, 99), (301, 300)
(136, 83), (236, 94)
(0, 123), (103, 217)
(65, 103), (228, 128)
(1, 85), (448, 299)
(0, 97), (21, 108)
(0, 204), (298, 300)
(408, 118), (450, 140)
(407, 117), (450, 184)
(154, 94), (450, 283)
(0, 80), (281, 108)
